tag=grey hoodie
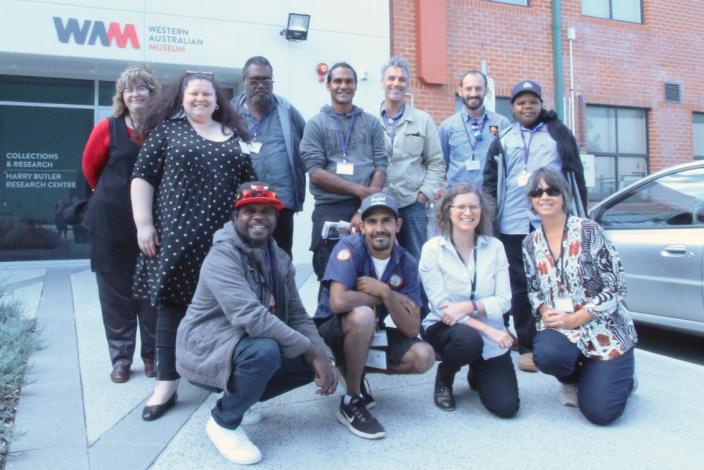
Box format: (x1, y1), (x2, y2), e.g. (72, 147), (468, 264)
(176, 221), (331, 391)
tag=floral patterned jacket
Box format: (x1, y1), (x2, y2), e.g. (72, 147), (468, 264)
(522, 216), (637, 359)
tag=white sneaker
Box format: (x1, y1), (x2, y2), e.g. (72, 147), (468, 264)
(242, 408), (263, 425)
(559, 383), (578, 407)
(206, 416), (262, 465)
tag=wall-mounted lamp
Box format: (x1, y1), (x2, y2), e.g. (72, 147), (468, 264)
(281, 13), (311, 41)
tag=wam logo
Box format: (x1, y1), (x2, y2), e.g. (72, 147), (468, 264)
(53, 17), (140, 49)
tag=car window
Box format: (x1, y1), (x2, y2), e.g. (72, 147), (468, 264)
(598, 166), (704, 229)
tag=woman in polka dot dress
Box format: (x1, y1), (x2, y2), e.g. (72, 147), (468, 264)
(131, 71), (255, 421)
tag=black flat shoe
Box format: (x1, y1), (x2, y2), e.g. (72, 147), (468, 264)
(434, 383), (456, 411)
(142, 392), (177, 421)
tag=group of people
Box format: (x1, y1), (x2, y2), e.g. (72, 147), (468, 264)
(81, 56), (637, 465)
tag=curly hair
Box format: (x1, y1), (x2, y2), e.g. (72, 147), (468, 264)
(112, 64), (160, 118)
(435, 183), (495, 238)
(140, 71), (250, 141)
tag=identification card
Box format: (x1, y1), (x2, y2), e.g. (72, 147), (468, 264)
(370, 330), (389, 348)
(238, 139), (250, 155)
(516, 171), (531, 187)
(249, 141), (263, 154)
(465, 159), (481, 171)
(365, 348), (387, 370)
(555, 297), (575, 313)
(336, 161), (354, 176)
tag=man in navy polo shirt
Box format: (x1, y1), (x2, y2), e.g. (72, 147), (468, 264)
(315, 192), (435, 440)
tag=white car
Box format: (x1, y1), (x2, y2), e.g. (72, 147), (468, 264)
(589, 160), (704, 336)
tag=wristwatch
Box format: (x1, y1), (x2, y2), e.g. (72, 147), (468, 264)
(469, 300), (480, 319)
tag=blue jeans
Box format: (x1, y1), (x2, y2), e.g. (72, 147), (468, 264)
(533, 329), (635, 425)
(397, 201), (428, 263)
(198, 337), (314, 429)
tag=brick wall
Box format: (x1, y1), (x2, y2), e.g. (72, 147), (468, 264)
(390, 0), (704, 171)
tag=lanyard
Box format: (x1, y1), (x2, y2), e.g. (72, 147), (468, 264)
(461, 114), (487, 159)
(519, 122), (543, 167)
(244, 106), (270, 140)
(541, 217), (569, 292)
(381, 104), (405, 141)
(451, 239), (478, 300)
(333, 113), (358, 159)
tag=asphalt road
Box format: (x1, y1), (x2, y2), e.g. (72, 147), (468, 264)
(635, 323), (704, 365)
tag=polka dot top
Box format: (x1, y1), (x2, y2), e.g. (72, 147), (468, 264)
(132, 118), (256, 305)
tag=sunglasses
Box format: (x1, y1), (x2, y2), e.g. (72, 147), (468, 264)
(529, 187), (561, 198)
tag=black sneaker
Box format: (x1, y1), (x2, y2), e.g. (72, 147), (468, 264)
(336, 396), (385, 439)
(360, 377), (376, 409)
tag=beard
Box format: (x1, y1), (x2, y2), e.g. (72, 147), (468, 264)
(250, 93), (273, 113)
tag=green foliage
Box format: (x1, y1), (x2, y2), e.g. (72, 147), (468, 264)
(0, 288), (38, 466)
(0, 216), (59, 250)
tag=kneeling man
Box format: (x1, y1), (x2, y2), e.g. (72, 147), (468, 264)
(315, 192), (435, 440)
(176, 182), (337, 465)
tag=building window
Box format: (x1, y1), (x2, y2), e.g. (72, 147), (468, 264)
(487, 0), (528, 5)
(586, 106), (648, 201)
(582, 0), (642, 23)
(694, 113), (704, 160)
(495, 97), (515, 123)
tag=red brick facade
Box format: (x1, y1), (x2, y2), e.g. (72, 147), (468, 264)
(390, 0), (704, 171)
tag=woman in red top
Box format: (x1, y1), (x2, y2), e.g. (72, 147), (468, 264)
(82, 64), (160, 384)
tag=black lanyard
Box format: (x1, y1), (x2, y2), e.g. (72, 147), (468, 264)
(462, 115), (487, 160)
(333, 113), (358, 159)
(541, 217), (569, 292)
(451, 239), (478, 300)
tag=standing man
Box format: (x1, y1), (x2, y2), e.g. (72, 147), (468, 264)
(315, 192), (435, 439)
(301, 62), (388, 280)
(378, 56), (445, 262)
(176, 182), (337, 465)
(483, 80), (588, 372)
(440, 70), (511, 189)
(232, 56), (306, 258)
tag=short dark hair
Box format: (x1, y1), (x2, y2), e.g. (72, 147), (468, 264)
(459, 70), (488, 88)
(436, 183), (494, 238)
(526, 167), (573, 214)
(327, 62), (357, 84)
(243, 56), (273, 78)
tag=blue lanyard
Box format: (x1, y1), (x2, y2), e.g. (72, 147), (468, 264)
(381, 103), (405, 141)
(333, 113), (358, 159)
(519, 123), (542, 167)
(461, 114), (486, 159)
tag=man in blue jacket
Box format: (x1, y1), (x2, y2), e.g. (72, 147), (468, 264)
(233, 56), (306, 257)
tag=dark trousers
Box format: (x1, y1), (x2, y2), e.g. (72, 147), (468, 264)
(155, 301), (188, 381)
(533, 329), (635, 425)
(499, 233), (536, 353)
(424, 323), (520, 418)
(397, 201), (428, 263)
(96, 269), (156, 365)
(201, 337), (314, 429)
(311, 201), (359, 280)
(273, 208), (295, 258)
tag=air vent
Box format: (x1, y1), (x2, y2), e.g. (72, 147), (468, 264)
(664, 82), (681, 103)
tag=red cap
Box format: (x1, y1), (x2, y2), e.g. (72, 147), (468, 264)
(234, 182), (284, 211)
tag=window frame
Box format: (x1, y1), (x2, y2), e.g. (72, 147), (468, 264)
(581, 0), (643, 24)
(694, 112), (704, 160)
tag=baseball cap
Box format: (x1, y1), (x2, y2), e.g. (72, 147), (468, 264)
(510, 80), (542, 103)
(234, 182), (284, 210)
(359, 192), (399, 219)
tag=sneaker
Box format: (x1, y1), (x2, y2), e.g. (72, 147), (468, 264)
(559, 383), (578, 407)
(241, 408), (263, 425)
(518, 352), (538, 372)
(360, 377), (376, 409)
(336, 396), (385, 440)
(206, 416), (262, 465)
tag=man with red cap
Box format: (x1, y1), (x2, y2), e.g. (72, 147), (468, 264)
(176, 181), (337, 465)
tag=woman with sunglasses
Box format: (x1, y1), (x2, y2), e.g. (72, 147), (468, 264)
(522, 168), (637, 425)
(131, 70), (256, 421)
(419, 183), (518, 418)
(82, 64), (159, 384)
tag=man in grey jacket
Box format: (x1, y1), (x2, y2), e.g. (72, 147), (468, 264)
(300, 62), (388, 281)
(232, 56), (306, 258)
(176, 182), (337, 465)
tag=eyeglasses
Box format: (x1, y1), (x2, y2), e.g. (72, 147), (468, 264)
(246, 77), (274, 86)
(123, 86), (150, 95)
(528, 187), (561, 198)
(450, 204), (481, 213)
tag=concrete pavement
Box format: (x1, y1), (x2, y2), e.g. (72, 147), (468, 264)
(3, 261), (704, 470)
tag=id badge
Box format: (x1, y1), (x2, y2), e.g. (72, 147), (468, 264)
(555, 297), (575, 313)
(365, 348), (387, 370)
(238, 139), (250, 155)
(250, 141), (263, 154)
(336, 161), (354, 176)
(370, 330), (389, 348)
(516, 171), (531, 187)
(465, 159), (481, 171)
